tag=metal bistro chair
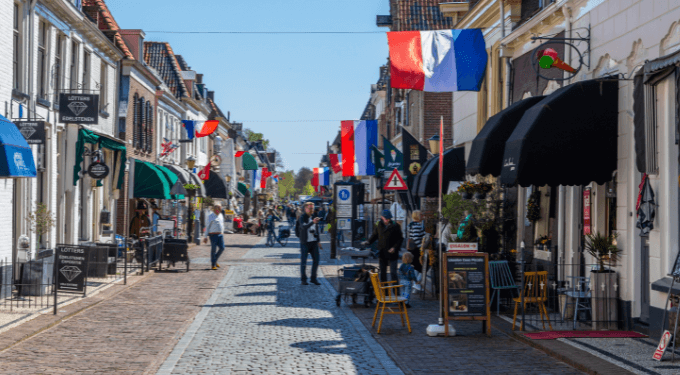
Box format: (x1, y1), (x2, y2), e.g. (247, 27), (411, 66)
(369, 272), (411, 334)
(513, 271), (552, 331)
(489, 261), (519, 315)
(562, 275), (592, 330)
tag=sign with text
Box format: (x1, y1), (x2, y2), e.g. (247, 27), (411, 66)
(653, 330), (672, 361)
(444, 253), (491, 337)
(336, 205), (352, 218)
(14, 121), (46, 145)
(55, 245), (88, 293)
(58, 94), (99, 124)
(583, 187), (591, 235)
(447, 242), (478, 253)
(87, 162), (110, 180)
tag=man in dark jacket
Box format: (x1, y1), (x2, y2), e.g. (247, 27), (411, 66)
(364, 209), (404, 282)
(297, 202), (322, 285)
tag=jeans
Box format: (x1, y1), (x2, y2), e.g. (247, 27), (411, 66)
(379, 257), (398, 282)
(209, 234), (225, 267)
(300, 241), (320, 282)
(399, 278), (413, 304)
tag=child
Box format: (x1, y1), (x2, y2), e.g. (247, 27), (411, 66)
(398, 252), (418, 308)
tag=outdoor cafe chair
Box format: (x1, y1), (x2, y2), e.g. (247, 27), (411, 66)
(513, 271), (552, 331)
(489, 260), (519, 315)
(562, 275), (592, 330)
(369, 272), (411, 334)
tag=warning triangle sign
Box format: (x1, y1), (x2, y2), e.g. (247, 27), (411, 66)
(384, 168), (407, 191)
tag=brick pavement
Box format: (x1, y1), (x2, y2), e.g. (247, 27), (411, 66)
(0, 233), (263, 375)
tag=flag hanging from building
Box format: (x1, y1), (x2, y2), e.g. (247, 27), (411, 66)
(260, 167), (272, 189)
(160, 138), (179, 157)
(329, 154), (342, 174)
(235, 151), (245, 157)
(341, 120), (378, 176)
(387, 29), (487, 92)
(197, 164), (211, 180)
(371, 146), (385, 177)
(182, 120), (196, 140)
(312, 168), (319, 187)
(320, 167), (329, 186)
(195, 120), (219, 138)
(383, 136), (403, 171)
(252, 169), (261, 190)
(402, 129), (427, 189)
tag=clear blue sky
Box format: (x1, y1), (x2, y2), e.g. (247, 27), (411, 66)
(105, 0), (390, 173)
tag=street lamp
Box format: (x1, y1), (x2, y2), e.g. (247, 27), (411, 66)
(428, 134), (440, 155)
(186, 156), (196, 170)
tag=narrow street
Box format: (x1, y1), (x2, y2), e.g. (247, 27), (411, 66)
(0, 231), (591, 374)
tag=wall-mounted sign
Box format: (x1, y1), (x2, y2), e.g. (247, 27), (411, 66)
(14, 121), (46, 145)
(58, 94), (99, 124)
(56, 245), (88, 293)
(583, 187), (592, 235)
(88, 162), (110, 180)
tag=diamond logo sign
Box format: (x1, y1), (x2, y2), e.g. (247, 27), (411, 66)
(59, 94), (99, 125)
(59, 266), (82, 282)
(67, 101), (88, 116)
(19, 127), (36, 139)
(14, 121), (45, 145)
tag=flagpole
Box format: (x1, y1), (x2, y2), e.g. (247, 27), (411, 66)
(438, 115), (444, 328)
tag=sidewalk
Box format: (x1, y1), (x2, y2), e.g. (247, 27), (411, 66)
(0, 234), (264, 374)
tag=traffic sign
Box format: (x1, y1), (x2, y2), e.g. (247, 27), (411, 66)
(383, 169), (407, 191)
(337, 186), (352, 203)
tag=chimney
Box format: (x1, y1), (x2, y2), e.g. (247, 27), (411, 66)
(196, 74), (203, 84)
(227, 111), (230, 122)
(120, 30), (146, 60)
(207, 91), (215, 101)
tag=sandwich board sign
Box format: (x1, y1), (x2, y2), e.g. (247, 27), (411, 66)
(55, 245), (88, 293)
(383, 168), (407, 191)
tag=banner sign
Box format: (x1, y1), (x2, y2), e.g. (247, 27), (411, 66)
(87, 162), (110, 180)
(583, 187), (592, 235)
(55, 245), (88, 293)
(14, 121), (46, 145)
(59, 94), (99, 124)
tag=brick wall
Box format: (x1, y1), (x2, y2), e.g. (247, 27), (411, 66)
(423, 92), (452, 147)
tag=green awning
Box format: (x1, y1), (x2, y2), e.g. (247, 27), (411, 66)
(237, 182), (249, 196)
(133, 160), (172, 199)
(74, 129), (127, 190)
(155, 165), (186, 199)
(242, 152), (258, 170)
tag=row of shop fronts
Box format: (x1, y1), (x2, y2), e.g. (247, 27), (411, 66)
(0, 0), (276, 289)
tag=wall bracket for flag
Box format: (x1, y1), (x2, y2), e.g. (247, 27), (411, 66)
(530, 25), (591, 82)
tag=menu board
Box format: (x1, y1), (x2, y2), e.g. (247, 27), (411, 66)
(446, 255), (488, 317)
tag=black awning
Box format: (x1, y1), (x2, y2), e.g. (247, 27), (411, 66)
(204, 171), (229, 199)
(413, 147), (465, 198)
(500, 79), (619, 187)
(466, 96), (545, 177)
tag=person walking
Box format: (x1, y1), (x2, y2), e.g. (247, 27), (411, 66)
(266, 209), (282, 246)
(364, 209), (403, 282)
(203, 204), (225, 270)
(407, 210), (425, 273)
(296, 202), (322, 285)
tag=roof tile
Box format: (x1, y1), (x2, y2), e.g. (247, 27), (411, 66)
(143, 42), (189, 99)
(395, 0), (454, 31)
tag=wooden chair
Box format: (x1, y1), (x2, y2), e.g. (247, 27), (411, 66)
(369, 272), (411, 333)
(512, 271), (552, 331)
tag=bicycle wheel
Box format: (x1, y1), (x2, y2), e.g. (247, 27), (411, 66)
(280, 237), (288, 246)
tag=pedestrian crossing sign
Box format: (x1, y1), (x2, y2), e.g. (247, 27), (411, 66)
(383, 168), (407, 191)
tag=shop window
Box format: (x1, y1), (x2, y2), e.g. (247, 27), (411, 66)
(54, 33), (64, 102)
(82, 51), (90, 92)
(70, 41), (79, 91)
(37, 20), (48, 100)
(99, 62), (107, 111)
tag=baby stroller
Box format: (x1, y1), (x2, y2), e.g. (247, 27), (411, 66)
(335, 264), (378, 307)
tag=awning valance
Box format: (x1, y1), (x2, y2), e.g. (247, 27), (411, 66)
(163, 164), (206, 197)
(412, 147), (465, 198)
(74, 128), (126, 189)
(204, 170), (229, 199)
(133, 160), (172, 199)
(237, 182), (250, 197)
(0, 114), (36, 178)
(500, 79), (619, 187)
(466, 96), (545, 177)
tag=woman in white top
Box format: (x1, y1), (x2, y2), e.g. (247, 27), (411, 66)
(203, 204), (225, 270)
(407, 210), (425, 272)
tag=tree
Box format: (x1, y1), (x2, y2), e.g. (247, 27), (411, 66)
(278, 170), (296, 199)
(244, 128), (270, 149)
(294, 167), (313, 192)
(302, 181), (315, 196)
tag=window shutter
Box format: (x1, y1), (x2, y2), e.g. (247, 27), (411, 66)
(140, 97), (146, 151)
(133, 94), (139, 149)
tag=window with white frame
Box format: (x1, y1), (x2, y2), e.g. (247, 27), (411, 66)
(13, 3), (21, 91)
(54, 33), (64, 102)
(82, 51), (90, 92)
(99, 61), (107, 111)
(38, 20), (49, 100)
(70, 41), (79, 90)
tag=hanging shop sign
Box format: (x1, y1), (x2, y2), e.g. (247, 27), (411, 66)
(583, 187), (592, 235)
(14, 121), (46, 145)
(87, 161), (110, 180)
(58, 94), (99, 124)
(444, 253), (491, 337)
(55, 245), (88, 293)
(529, 30), (591, 82)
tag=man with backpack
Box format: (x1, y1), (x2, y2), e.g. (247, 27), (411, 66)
(296, 202), (322, 285)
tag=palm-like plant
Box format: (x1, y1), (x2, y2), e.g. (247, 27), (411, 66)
(584, 232), (621, 271)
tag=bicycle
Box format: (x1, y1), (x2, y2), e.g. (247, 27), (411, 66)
(266, 227), (276, 247)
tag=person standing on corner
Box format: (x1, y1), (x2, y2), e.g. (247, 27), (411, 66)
(297, 202), (322, 285)
(203, 204), (225, 270)
(364, 209), (404, 282)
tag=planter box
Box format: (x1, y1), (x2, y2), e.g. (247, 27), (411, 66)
(591, 271), (618, 330)
(534, 249), (552, 262)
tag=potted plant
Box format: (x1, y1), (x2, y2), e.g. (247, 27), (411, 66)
(535, 235), (551, 250)
(526, 191), (541, 223)
(584, 232), (621, 329)
(457, 182), (476, 200)
(183, 183), (199, 197)
(26, 202), (56, 250)
(23, 203), (56, 296)
(473, 182), (493, 200)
